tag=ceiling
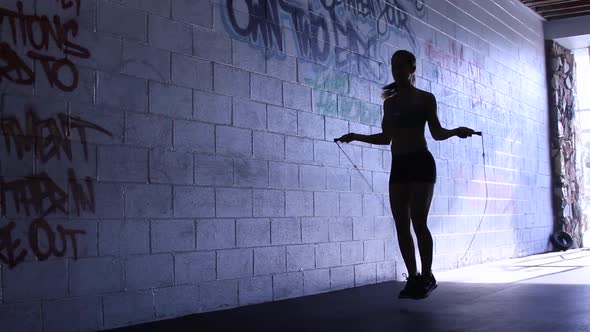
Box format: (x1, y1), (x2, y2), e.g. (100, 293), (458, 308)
(519, 0), (590, 20)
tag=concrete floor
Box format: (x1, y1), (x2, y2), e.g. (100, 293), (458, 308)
(107, 248), (590, 332)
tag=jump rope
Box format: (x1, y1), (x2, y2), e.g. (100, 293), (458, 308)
(334, 131), (488, 268)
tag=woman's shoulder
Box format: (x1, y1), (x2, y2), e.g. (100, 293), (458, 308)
(414, 87), (435, 100)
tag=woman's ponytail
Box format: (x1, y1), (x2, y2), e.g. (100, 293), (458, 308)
(381, 82), (397, 99)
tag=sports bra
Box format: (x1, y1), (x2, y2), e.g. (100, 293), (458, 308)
(382, 96), (428, 129)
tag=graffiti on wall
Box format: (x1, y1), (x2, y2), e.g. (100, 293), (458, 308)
(0, 0), (90, 91)
(222, 0), (426, 123)
(223, 0), (426, 66)
(0, 106), (112, 268)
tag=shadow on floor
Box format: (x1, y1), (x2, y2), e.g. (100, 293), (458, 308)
(104, 279), (590, 332)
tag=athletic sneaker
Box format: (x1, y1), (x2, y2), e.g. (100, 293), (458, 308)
(398, 273), (422, 299)
(417, 272), (438, 299)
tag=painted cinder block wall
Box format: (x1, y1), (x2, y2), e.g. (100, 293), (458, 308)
(0, 0), (551, 330)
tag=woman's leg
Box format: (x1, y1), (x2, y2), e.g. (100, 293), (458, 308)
(388, 181), (417, 276)
(408, 181), (435, 276)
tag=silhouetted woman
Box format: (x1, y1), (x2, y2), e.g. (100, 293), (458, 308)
(337, 50), (475, 299)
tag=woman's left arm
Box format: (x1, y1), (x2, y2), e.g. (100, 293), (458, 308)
(426, 93), (475, 140)
(426, 93), (456, 141)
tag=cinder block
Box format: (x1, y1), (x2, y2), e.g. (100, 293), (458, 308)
(286, 244), (315, 272)
(99, 219), (150, 256)
(214, 64), (250, 98)
(341, 241), (364, 265)
(174, 119), (215, 153)
(196, 219), (236, 250)
(149, 81), (192, 118)
(69, 257), (124, 296)
(375, 216), (395, 240)
(199, 280), (238, 311)
(217, 248), (253, 279)
(194, 154), (233, 186)
(171, 53), (213, 90)
(174, 251), (216, 284)
(194, 27), (232, 64)
(2, 260), (67, 303)
(36, 0), (94, 28)
(330, 265), (354, 290)
(122, 40), (170, 81)
(0, 303), (42, 332)
(97, 72), (147, 111)
(353, 216), (375, 240)
(314, 191), (339, 216)
(171, 0), (212, 28)
(149, 14), (192, 54)
(327, 168), (351, 192)
(237, 218), (271, 247)
(267, 105), (298, 135)
(194, 90), (232, 124)
(314, 141), (340, 167)
(125, 254), (174, 290)
(71, 28), (123, 73)
(254, 246), (286, 275)
(151, 219), (195, 252)
(216, 126), (252, 158)
(299, 165), (326, 190)
(285, 136), (314, 163)
(125, 184), (173, 218)
(338, 95), (360, 122)
(303, 269), (330, 295)
(372, 172), (389, 193)
(286, 191), (314, 217)
(77, 183), (124, 218)
(339, 192), (363, 217)
(313, 89), (338, 116)
(364, 239), (385, 262)
(35, 65), (95, 103)
(329, 217), (353, 241)
(239, 276), (273, 306)
(341, 146), (363, 173)
(315, 242), (341, 268)
(283, 82), (312, 111)
(103, 290), (154, 328)
(98, 0), (147, 42)
(270, 162), (299, 189)
(251, 74), (283, 105)
(126, 112), (173, 148)
(254, 131), (285, 161)
(267, 51), (297, 82)
(273, 272), (303, 300)
(297, 111), (326, 139)
(363, 194), (383, 217)
(174, 186), (215, 218)
(154, 285), (199, 318)
(271, 218), (301, 245)
(149, 149), (193, 184)
(234, 158), (268, 187)
(42, 296), (103, 332)
(216, 188), (253, 218)
(233, 98), (266, 130)
(116, 0), (170, 16)
(301, 217), (329, 243)
(233, 40), (266, 73)
(377, 260), (396, 282)
(254, 189), (285, 217)
(363, 148), (383, 171)
(355, 263), (377, 286)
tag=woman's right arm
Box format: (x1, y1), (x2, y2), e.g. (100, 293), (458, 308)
(336, 100), (392, 145)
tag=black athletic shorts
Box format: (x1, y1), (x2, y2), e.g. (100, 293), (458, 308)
(389, 148), (437, 183)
